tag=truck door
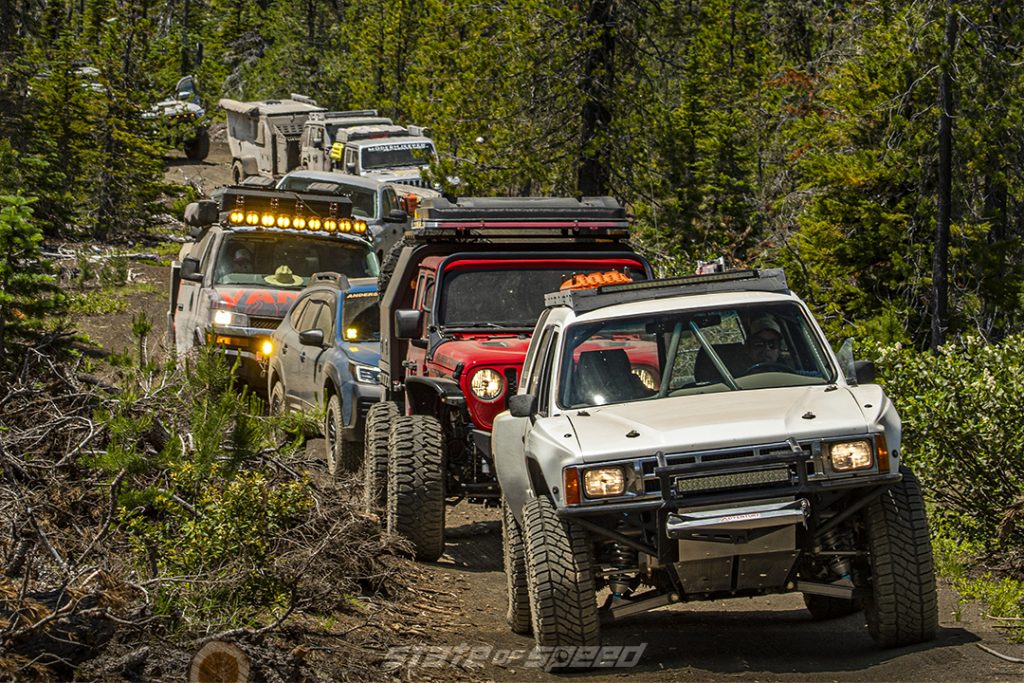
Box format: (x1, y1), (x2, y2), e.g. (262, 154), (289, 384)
(405, 270), (433, 377)
(257, 119), (273, 176)
(174, 230), (217, 357)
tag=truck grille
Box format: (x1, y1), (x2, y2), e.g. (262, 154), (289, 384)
(503, 368), (519, 409)
(249, 316), (282, 330)
(641, 442), (815, 496)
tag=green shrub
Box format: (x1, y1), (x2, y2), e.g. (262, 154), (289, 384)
(874, 336), (1024, 550)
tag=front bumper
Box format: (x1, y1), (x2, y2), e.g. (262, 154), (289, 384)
(343, 381), (380, 442)
(204, 328), (275, 395)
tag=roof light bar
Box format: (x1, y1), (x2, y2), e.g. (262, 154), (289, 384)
(544, 269), (791, 312)
(216, 188), (362, 237)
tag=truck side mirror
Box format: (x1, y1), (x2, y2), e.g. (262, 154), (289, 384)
(346, 162), (357, 174)
(184, 200), (218, 227)
(384, 209), (408, 223)
(508, 393), (536, 418)
(394, 309), (422, 340)
(298, 329), (325, 347)
(854, 360), (875, 384)
(180, 257), (202, 282)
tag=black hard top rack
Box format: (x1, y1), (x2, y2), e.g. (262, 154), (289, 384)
(544, 269), (791, 313)
(408, 196), (630, 241)
(216, 186), (353, 220)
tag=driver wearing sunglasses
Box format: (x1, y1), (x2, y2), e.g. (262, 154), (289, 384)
(744, 315), (784, 368)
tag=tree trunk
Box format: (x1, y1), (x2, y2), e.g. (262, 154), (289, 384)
(577, 0), (615, 197)
(932, 4), (957, 351)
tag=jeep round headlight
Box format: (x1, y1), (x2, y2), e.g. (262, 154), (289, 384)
(583, 467), (626, 497)
(470, 368), (503, 401)
(632, 367), (656, 391)
(828, 440), (873, 471)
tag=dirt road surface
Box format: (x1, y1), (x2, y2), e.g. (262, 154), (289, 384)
(79, 141), (1023, 682)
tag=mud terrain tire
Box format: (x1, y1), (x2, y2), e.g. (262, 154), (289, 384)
(502, 498), (531, 634)
(364, 401), (399, 513)
(523, 496), (599, 655)
(864, 466), (938, 647)
(387, 415), (445, 561)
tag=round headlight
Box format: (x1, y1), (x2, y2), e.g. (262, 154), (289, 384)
(470, 368), (504, 401)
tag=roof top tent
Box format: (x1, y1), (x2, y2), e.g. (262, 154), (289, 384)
(220, 95), (326, 178)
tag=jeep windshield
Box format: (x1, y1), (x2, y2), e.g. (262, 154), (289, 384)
(214, 233), (379, 288)
(558, 302), (836, 409)
(439, 264), (649, 330)
(361, 142), (435, 170)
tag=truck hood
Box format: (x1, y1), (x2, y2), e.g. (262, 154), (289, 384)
(431, 336), (533, 372)
(211, 285), (299, 319)
(565, 385), (877, 463)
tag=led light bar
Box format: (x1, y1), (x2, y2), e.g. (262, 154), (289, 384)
(215, 188), (368, 236)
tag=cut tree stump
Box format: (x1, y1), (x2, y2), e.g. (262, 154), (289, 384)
(188, 640), (252, 683)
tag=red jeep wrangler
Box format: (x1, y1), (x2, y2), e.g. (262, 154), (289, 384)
(367, 196), (653, 560)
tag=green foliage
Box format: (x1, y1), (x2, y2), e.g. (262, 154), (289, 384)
(933, 535), (1024, 641)
(97, 347), (312, 628)
(874, 336), (1024, 550)
(0, 194), (66, 360)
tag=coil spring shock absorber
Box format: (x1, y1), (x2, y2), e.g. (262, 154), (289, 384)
(608, 523), (641, 597)
(819, 527), (854, 582)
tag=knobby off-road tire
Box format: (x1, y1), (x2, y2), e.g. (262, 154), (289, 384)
(387, 415), (445, 562)
(502, 498), (532, 634)
(364, 401), (399, 513)
(523, 496), (600, 657)
(864, 466), (938, 648)
(803, 593), (860, 621)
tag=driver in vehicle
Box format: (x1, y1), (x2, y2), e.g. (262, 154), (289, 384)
(743, 315), (785, 370)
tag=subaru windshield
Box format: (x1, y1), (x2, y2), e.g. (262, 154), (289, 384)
(558, 302), (837, 409)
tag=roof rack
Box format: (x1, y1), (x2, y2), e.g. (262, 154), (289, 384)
(544, 269), (790, 313)
(408, 196), (631, 241)
(309, 271), (351, 290)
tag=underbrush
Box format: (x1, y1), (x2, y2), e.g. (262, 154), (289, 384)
(0, 344), (413, 680)
(873, 336), (1024, 637)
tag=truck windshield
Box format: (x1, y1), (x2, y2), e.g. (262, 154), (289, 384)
(276, 177), (378, 219)
(438, 263), (648, 330)
(361, 142), (435, 170)
(558, 302), (836, 409)
(214, 233), (379, 288)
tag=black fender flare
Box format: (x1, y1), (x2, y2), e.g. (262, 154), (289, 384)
(404, 376), (465, 423)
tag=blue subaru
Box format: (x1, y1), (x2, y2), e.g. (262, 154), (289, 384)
(267, 273), (380, 475)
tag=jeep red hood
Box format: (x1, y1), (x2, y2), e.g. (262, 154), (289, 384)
(566, 386), (881, 463)
(430, 335), (533, 372)
(211, 286), (299, 319)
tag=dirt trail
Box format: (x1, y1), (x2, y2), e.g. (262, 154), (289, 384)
(70, 143), (1024, 682)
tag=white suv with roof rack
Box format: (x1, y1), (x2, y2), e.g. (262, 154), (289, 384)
(491, 268), (937, 666)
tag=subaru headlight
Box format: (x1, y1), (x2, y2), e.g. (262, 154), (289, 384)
(212, 309), (249, 327)
(583, 467), (626, 497)
(828, 440), (873, 471)
(470, 368), (503, 401)
(352, 363), (381, 385)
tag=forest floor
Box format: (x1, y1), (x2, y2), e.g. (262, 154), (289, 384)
(60, 136), (1024, 682)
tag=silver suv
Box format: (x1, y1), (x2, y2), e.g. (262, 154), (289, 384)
(492, 269), (937, 664)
